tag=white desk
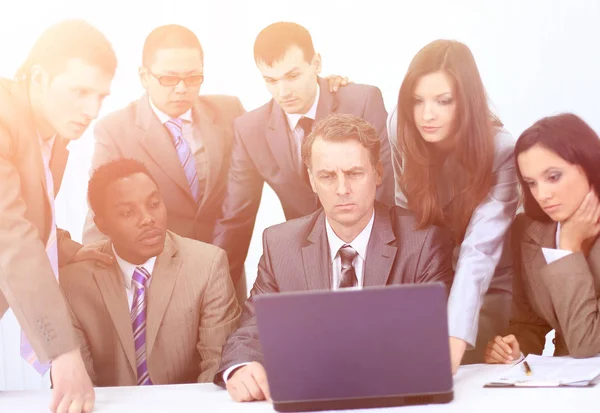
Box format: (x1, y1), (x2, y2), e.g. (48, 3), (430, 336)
(1, 364), (597, 412)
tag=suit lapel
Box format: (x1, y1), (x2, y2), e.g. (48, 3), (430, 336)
(301, 211), (332, 290)
(136, 95), (195, 203)
(364, 203), (397, 287)
(93, 242), (137, 375)
(14, 83), (53, 242)
(146, 234), (182, 356)
(584, 237), (600, 296)
(265, 102), (297, 178)
(522, 220), (559, 322)
(191, 99), (226, 210)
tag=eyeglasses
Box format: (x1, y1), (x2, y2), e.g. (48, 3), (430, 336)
(148, 71), (204, 87)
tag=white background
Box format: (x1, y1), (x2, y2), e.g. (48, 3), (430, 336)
(0, 0), (595, 390)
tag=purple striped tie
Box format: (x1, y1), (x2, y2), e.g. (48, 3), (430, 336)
(164, 118), (200, 202)
(131, 267), (153, 385)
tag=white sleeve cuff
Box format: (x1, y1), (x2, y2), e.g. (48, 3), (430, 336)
(223, 362), (251, 384)
(541, 248), (572, 264)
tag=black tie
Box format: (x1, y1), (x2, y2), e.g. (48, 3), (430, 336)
(297, 117), (313, 183)
(338, 245), (358, 288)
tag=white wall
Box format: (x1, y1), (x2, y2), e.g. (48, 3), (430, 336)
(0, 0), (595, 390)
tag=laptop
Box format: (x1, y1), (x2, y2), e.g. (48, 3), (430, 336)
(254, 282), (453, 412)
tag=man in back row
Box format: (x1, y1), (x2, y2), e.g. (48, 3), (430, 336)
(216, 114), (453, 402)
(212, 22), (394, 289)
(82, 23), (349, 305)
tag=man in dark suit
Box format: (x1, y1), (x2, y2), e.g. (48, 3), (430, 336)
(212, 22), (395, 288)
(215, 113), (454, 402)
(81, 24), (247, 302)
(0, 20), (116, 413)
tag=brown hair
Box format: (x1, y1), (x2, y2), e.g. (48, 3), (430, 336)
(142, 24), (203, 67)
(515, 113), (600, 222)
(15, 19), (117, 82)
(302, 113), (380, 170)
(254, 22), (315, 66)
(395, 39), (497, 242)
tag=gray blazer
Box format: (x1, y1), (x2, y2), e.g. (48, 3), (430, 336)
(387, 105), (519, 346)
(212, 77), (395, 286)
(215, 201), (454, 383)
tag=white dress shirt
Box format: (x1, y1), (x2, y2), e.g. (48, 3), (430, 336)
(112, 245), (157, 310)
(284, 84), (320, 164)
(325, 211), (374, 289)
(541, 223), (572, 264)
(222, 210), (375, 383)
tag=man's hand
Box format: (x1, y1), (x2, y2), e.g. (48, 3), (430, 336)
(484, 334), (521, 364)
(70, 244), (113, 268)
(325, 75), (350, 92)
(226, 362), (271, 402)
(449, 337), (467, 374)
(50, 348), (95, 413)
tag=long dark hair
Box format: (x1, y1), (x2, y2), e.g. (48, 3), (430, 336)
(515, 113), (600, 222)
(395, 39), (497, 242)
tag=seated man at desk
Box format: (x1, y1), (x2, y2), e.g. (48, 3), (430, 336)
(214, 113), (455, 402)
(59, 159), (240, 386)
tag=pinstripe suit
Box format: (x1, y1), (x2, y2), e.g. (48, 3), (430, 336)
(215, 202), (454, 382)
(59, 231), (241, 386)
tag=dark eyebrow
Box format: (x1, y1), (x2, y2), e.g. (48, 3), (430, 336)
(263, 67), (300, 82)
(521, 167), (562, 181)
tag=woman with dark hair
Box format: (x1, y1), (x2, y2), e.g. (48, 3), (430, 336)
(485, 113), (600, 363)
(388, 39), (519, 372)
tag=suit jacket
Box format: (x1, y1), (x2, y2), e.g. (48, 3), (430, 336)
(509, 214), (600, 358)
(212, 77), (395, 284)
(59, 231), (241, 386)
(215, 202), (454, 382)
(0, 79), (81, 362)
(82, 94), (245, 244)
(387, 105), (519, 346)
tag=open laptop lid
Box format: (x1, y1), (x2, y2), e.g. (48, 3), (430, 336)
(255, 283), (453, 411)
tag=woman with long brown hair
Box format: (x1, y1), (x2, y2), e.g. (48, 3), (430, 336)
(485, 113), (600, 363)
(387, 39), (519, 372)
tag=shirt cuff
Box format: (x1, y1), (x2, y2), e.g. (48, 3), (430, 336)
(223, 362), (251, 384)
(541, 248), (572, 264)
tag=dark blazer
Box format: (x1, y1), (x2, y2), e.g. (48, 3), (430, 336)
(212, 77), (395, 284)
(0, 78), (81, 362)
(215, 202), (454, 383)
(82, 94), (245, 244)
(509, 213), (600, 358)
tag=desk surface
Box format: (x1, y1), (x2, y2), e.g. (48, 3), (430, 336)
(1, 364), (598, 412)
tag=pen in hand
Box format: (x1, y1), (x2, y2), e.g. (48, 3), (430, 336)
(523, 361), (533, 376)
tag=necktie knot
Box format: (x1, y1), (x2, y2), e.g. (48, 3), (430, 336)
(132, 267), (151, 289)
(338, 245), (357, 269)
(297, 116), (313, 137)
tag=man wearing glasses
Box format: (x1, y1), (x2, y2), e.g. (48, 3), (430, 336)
(82, 24), (248, 304)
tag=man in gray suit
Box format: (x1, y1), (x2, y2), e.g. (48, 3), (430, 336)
(82, 25), (247, 300)
(215, 113), (454, 402)
(212, 22), (395, 290)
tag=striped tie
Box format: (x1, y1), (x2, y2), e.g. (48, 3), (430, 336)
(164, 118), (200, 203)
(131, 267), (153, 385)
(20, 137), (58, 375)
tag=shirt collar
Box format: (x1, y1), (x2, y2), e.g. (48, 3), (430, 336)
(555, 222), (561, 248)
(36, 131), (56, 161)
(325, 210), (375, 263)
(111, 244), (157, 290)
(285, 83), (320, 131)
(149, 96), (193, 124)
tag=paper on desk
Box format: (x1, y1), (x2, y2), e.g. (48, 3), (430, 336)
(488, 354), (600, 387)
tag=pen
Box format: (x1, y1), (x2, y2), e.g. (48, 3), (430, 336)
(523, 361), (533, 376)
